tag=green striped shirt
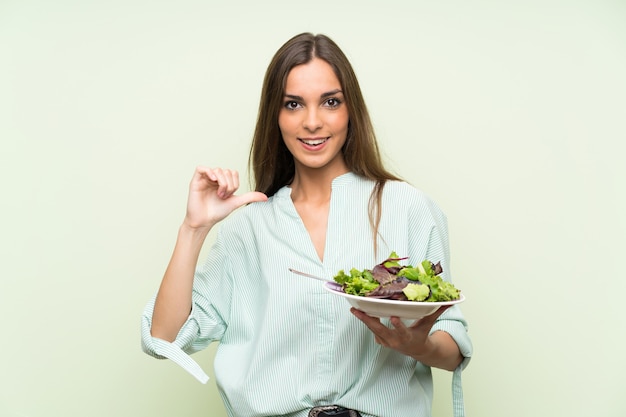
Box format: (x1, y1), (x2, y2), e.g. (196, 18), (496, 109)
(142, 172), (472, 417)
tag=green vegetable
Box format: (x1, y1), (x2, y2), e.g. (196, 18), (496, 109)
(402, 283), (431, 301)
(382, 251), (404, 269)
(398, 261), (460, 301)
(334, 252), (462, 302)
(333, 268), (379, 296)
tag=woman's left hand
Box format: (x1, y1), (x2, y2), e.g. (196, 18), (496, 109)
(351, 306), (462, 371)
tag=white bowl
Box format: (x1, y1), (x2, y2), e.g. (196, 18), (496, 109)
(324, 282), (465, 320)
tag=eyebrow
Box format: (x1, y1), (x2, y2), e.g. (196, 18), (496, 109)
(284, 89), (344, 100)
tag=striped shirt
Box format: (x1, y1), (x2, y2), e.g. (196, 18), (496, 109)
(141, 172), (472, 417)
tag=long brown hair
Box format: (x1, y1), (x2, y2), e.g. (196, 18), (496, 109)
(248, 33), (402, 253)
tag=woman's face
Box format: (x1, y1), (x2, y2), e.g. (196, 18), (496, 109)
(278, 58), (349, 175)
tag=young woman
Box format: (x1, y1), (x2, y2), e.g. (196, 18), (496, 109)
(142, 33), (472, 417)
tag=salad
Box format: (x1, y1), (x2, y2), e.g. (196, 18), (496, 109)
(333, 252), (461, 302)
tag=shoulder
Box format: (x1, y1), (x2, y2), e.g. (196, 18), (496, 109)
(384, 180), (441, 206)
(383, 180), (421, 196)
(383, 180), (448, 223)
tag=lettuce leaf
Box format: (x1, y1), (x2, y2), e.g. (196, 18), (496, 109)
(334, 252), (461, 301)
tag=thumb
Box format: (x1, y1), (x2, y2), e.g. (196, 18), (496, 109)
(231, 191), (268, 207)
(409, 305), (451, 330)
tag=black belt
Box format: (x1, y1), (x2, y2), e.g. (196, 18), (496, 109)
(308, 405), (362, 417)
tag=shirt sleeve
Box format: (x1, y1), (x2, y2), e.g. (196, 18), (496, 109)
(423, 216), (473, 368)
(140, 231), (232, 383)
(414, 191), (473, 417)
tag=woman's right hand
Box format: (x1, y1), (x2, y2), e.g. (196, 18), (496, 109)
(183, 166), (268, 230)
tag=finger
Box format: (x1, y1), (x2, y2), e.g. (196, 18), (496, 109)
(389, 316), (408, 330)
(191, 167), (223, 194)
(388, 316), (420, 348)
(350, 308), (392, 338)
(194, 166), (217, 180)
(210, 168), (227, 197)
(224, 169), (240, 198)
(209, 168), (237, 198)
(374, 335), (386, 346)
(427, 305), (452, 321)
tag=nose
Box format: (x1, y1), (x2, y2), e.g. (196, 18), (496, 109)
(303, 108), (322, 132)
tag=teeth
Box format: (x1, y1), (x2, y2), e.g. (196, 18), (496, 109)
(301, 138), (328, 146)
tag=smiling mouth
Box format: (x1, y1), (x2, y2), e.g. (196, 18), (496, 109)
(298, 137), (329, 146)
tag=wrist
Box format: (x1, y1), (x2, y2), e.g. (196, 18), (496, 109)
(179, 221), (212, 240)
(411, 331), (463, 371)
(410, 335), (438, 362)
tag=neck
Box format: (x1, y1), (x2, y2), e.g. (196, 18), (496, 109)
(289, 165), (349, 203)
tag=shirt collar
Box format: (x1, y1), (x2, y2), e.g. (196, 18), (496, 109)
(274, 171), (360, 200)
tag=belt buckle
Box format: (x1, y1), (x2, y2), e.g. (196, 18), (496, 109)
(308, 405), (360, 417)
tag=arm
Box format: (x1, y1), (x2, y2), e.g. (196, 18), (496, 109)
(411, 328), (463, 371)
(150, 166), (267, 342)
(150, 223), (210, 341)
(350, 188), (467, 371)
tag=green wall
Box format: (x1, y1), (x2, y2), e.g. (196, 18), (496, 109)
(1, 1), (625, 416)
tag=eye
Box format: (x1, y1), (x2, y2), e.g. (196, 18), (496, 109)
(324, 97), (342, 108)
(284, 100), (302, 110)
